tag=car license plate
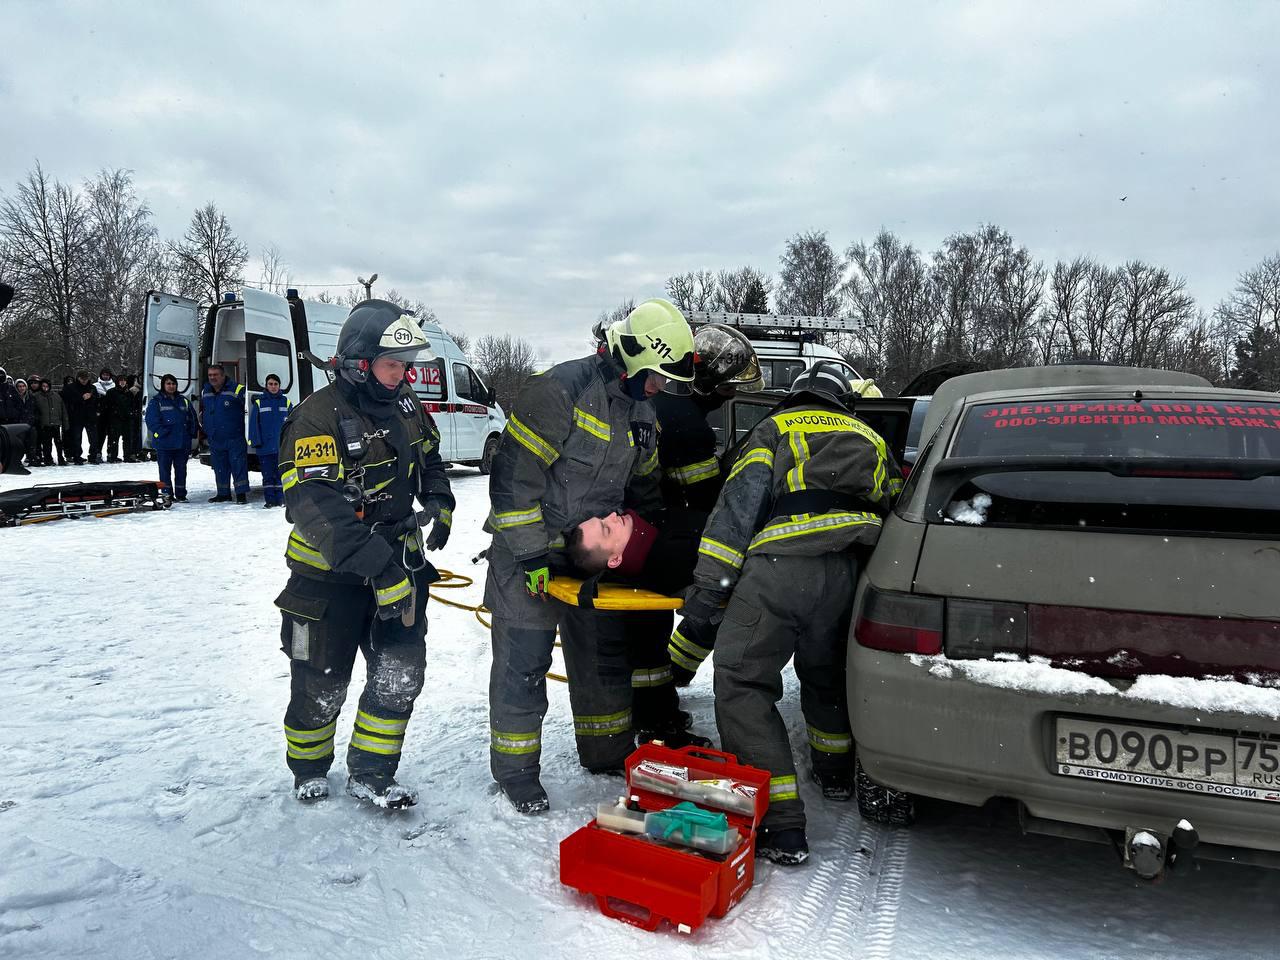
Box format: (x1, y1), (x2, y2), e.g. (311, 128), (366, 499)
(1055, 717), (1280, 803)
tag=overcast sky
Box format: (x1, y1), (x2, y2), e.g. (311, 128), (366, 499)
(4, 1), (1277, 362)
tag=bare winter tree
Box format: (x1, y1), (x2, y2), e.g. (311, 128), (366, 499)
(169, 202), (248, 306)
(1110, 261), (1197, 368)
(984, 241), (1045, 369)
(0, 162), (92, 370)
(776, 230), (844, 320)
(1166, 313), (1223, 384)
(714, 267), (774, 312)
(81, 168), (160, 372)
(665, 270), (717, 312)
(843, 229), (904, 377)
(843, 230), (938, 391)
(1215, 253), (1280, 388)
(1074, 261), (1123, 361)
(1036, 257), (1090, 364)
(445, 328), (470, 358)
(473, 333), (537, 409)
(258, 243), (292, 294)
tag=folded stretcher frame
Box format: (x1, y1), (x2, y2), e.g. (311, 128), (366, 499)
(0, 480), (171, 527)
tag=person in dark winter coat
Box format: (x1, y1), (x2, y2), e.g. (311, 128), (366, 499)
(12, 378), (38, 465)
(248, 373), (291, 507)
(125, 374), (144, 462)
(104, 373), (133, 463)
(64, 370), (101, 464)
(145, 373), (198, 501)
(33, 378), (69, 466)
(200, 364), (249, 503)
(0, 367), (21, 426)
(93, 367), (115, 461)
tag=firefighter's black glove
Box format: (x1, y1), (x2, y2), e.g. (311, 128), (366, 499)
(372, 561), (414, 621)
(679, 589), (724, 627)
(521, 555), (552, 601)
(420, 499), (451, 551)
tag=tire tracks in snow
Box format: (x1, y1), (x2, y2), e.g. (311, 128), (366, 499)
(16, 814), (403, 954)
(779, 814), (911, 956)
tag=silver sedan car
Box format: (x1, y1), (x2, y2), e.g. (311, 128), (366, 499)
(848, 365), (1280, 876)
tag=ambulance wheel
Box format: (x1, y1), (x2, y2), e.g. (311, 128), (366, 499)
(479, 435), (499, 475)
(855, 756), (915, 827)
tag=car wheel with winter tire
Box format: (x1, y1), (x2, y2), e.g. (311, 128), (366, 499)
(855, 756), (916, 826)
(479, 435), (499, 475)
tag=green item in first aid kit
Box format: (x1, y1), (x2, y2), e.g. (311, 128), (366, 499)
(644, 802), (738, 855)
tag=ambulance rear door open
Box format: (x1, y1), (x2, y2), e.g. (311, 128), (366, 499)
(142, 291), (201, 451)
(233, 287), (297, 403)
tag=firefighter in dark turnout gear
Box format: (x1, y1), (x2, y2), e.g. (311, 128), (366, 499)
(647, 324), (764, 693)
(654, 324), (763, 513)
(485, 298), (695, 814)
(275, 300), (454, 809)
(681, 362), (903, 866)
(624, 323), (763, 739)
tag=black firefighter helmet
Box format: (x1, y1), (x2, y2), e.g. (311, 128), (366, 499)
(788, 360), (856, 412)
(335, 299), (435, 387)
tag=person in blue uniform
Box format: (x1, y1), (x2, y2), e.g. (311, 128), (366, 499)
(144, 373), (198, 501)
(200, 363), (250, 503)
(249, 373), (292, 508)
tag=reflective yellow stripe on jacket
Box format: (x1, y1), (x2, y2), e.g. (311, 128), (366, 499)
(667, 457), (719, 486)
(572, 407), (611, 442)
(747, 511), (882, 552)
(489, 505), (543, 530)
(506, 415), (558, 466)
(727, 446), (774, 482)
(286, 530), (331, 570)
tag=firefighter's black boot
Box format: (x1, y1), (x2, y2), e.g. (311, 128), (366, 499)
(499, 776), (549, 815)
(294, 775), (330, 804)
(757, 827), (809, 866)
(346, 773), (417, 810)
(813, 767), (855, 802)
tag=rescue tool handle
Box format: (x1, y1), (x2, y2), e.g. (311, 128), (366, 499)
(593, 896), (662, 932)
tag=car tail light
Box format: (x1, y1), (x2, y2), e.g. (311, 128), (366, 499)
(855, 586), (944, 655)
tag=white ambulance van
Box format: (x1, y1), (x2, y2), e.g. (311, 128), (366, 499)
(142, 286), (507, 471)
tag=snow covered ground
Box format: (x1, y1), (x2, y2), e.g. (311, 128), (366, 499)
(2, 461), (1279, 960)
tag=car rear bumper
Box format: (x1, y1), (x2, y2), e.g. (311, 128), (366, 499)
(849, 646), (1280, 854)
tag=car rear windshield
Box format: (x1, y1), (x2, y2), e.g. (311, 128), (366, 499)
(940, 396), (1280, 535)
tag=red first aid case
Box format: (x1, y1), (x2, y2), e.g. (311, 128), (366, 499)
(559, 743), (771, 934)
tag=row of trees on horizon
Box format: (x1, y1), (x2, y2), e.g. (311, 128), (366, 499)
(659, 229), (1280, 394)
(3, 161), (1278, 405)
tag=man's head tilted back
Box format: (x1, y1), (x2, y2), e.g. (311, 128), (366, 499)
(567, 512), (635, 576)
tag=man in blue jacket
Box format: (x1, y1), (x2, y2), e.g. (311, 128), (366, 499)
(249, 373), (291, 508)
(200, 363), (250, 504)
(144, 373), (198, 501)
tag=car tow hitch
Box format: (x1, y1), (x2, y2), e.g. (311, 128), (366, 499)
(1123, 820), (1199, 879)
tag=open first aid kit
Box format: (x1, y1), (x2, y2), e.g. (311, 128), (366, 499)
(559, 743), (771, 934)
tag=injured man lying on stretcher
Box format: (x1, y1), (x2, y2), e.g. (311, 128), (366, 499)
(566, 507), (718, 685)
